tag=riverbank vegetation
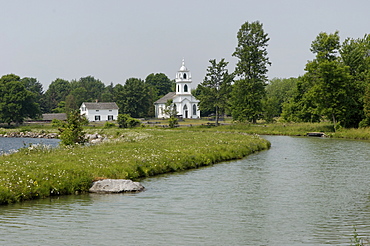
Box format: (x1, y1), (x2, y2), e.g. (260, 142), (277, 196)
(0, 128), (270, 205)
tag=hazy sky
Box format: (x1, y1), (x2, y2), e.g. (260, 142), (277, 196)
(1, 0), (369, 90)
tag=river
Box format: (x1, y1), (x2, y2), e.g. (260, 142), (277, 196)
(1, 136), (370, 245)
(0, 137), (60, 155)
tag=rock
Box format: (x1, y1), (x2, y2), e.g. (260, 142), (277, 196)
(89, 179), (145, 193)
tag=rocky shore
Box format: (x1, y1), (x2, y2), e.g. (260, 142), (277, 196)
(0, 131), (59, 139)
(0, 131), (111, 144)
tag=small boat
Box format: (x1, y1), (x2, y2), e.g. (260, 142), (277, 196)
(306, 132), (326, 137)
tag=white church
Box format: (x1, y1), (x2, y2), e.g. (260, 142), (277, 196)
(154, 60), (200, 119)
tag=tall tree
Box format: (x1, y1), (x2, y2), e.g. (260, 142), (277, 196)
(21, 77), (45, 113)
(116, 78), (150, 118)
(230, 21), (271, 123)
(0, 74), (41, 125)
(70, 76), (105, 103)
(145, 73), (174, 98)
(194, 58), (233, 125)
(341, 34), (370, 127)
(101, 82), (115, 102)
(43, 78), (71, 113)
(263, 77), (297, 122)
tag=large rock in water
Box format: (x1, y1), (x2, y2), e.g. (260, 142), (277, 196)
(89, 179), (145, 193)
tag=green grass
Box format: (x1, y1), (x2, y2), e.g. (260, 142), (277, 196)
(0, 128), (270, 205)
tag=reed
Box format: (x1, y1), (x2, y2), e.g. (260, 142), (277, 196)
(0, 128), (270, 205)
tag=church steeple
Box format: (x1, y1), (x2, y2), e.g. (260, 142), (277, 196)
(175, 59), (192, 95)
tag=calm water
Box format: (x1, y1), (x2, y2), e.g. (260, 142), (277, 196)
(0, 137), (60, 155)
(1, 136), (370, 245)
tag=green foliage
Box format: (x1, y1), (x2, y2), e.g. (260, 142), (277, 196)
(114, 78), (150, 118)
(0, 74), (41, 125)
(168, 117), (178, 128)
(145, 73), (174, 98)
(161, 99), (179, 128)
(117, 114), (141, 128)
(69, 76), (106, 109)
(231, 21), (271, 123)
(51, 119), (63, 127)
(58, 110), (87, 145)
(104, 122), (116, 128)
(43, 78), (71, 113)
(281, 31), (368, 128)
(310, 31), (340, 61)
(194, 58), (233, 126)
(263, 78), (297, 122)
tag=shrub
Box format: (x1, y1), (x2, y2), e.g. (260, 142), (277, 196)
(58, 110), (87, 145)
(168, 117), (178, 128)
(117, 114), (141, 128)
(104, 122), (116, 128)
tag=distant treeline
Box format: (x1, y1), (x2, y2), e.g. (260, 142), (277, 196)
(1, 21), (369, 128)
(0, 73), (175, 125)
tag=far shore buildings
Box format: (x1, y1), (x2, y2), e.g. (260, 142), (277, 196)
(80, 102), (119, 122)
(154, 60), (200, 119)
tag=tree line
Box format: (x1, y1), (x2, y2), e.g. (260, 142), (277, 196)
(0, 73), (174, 125)
(194, 23), (370, 128)
(1, 21), (369, 128)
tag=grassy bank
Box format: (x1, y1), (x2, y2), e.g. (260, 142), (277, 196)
(211, 122), (370, 141)
(0, 128), (270, 205)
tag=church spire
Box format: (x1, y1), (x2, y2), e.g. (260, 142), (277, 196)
(175, 59), (192, 95)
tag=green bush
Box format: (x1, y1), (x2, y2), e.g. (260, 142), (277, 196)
(168, 117), (178, 128)
(58, 110), (87, 145)
(117, 114), (141, 128)
(104, 122), (116, 128)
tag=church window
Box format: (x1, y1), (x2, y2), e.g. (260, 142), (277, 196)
(177, 85), (180, 92)
(193, 104), (196, 115)
(184, 84), (188, 92)
(183, 73), (187, 79)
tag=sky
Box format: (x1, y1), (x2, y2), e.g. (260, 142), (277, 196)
(1, 0), (369, 90)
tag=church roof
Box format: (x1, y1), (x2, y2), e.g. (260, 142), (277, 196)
(82, 102), (119, 110)
(154, 92), (176, 104)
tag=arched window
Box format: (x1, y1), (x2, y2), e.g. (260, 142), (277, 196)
(184, 84), (188, 92)
(183, 73), (187, 79)
(177, 85), (180, 92)
(193, 104), (196, 115)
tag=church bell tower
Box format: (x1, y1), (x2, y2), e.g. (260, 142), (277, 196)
(175, 59), (192, 95)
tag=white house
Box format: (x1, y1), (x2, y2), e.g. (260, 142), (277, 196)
(80, 102), (119, 122)
(154, 59), (200, 118)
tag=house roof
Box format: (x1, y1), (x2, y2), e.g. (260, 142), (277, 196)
(154, 92), (176, 104)
(42, 113), (67, 121)
(82, 102), (119, 110)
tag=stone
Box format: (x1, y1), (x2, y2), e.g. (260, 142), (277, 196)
(89, 179), (145, 193)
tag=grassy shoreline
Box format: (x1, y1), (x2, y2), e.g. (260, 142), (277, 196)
(0, 128), (270, 205)
(212, 122), (370, 140)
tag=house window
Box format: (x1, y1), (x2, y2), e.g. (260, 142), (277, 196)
(184, 84), (188, 92)
(96, 110), (99, 112)
(81, 107), (86, 111)
(109, 110), (112, 112)
(193, 104), (197, 115)
(95, 115), (101, 121)
(108, 115), (114, 121)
